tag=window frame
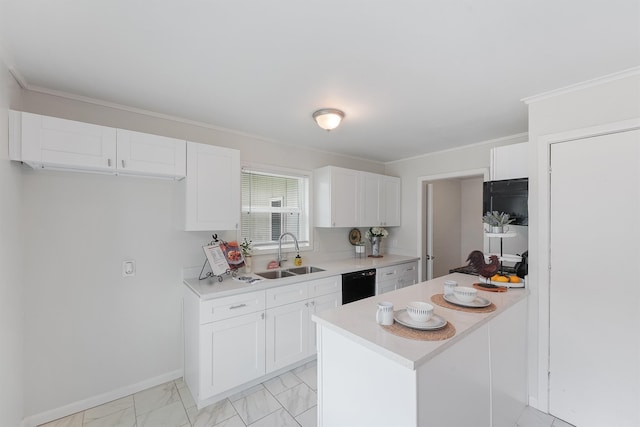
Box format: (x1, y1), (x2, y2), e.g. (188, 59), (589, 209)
(240, 163), (313, 255)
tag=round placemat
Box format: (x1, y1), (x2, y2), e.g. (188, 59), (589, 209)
(430, 293), (497, 313)
(381, 320), (456, 341)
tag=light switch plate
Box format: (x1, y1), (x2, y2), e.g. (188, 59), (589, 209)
(122, 260), (136, 277)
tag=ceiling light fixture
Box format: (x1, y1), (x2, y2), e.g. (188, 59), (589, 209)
(313, 108), (345, 131)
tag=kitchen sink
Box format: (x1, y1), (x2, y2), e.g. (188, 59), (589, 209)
(286, 266), (325, 275)
(254, 266), (325, 279)
(255, 270), (297, 279)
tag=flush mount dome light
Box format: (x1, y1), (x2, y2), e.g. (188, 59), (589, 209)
(313, 108), (345, 131)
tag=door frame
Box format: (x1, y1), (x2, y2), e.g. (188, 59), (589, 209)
(416, 168), (489, 281)
(533, 117), (640, 412)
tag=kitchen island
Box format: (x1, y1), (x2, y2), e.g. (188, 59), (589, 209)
(313, 273), (528, 427)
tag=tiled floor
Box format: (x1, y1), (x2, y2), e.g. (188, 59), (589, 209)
(517, 406), (575, 427)
(40, 359), (573, 427)
(39, 360), (318, 427)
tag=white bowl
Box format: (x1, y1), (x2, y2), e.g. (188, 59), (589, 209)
(406, 301), (434, 322)
(453, 286), (477, 303)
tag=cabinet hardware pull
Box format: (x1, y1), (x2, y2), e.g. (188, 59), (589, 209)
(261, 313), (265, 320)
(107, 158), (112, 167)
(305, 302), (309, 307)
(121, 160), (125, 168)
(229, 303), (247, 310)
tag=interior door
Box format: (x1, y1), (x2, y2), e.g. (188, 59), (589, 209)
(549, 130), (640, 426)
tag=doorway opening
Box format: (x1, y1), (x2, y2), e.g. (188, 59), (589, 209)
(417, 169), (488, 281)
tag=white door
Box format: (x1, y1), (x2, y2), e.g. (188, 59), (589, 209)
(200, 312), (266, 398)
(20, 111), (116, 171)
(424, 183), (434, 280)
(116, 129), (186, 178)
(361, 172), (381, 226)
(549, 130), (640, 426)
(184, 142), (240, 231)
(265, 300), (309, 372)
(309, 292), (341, 355)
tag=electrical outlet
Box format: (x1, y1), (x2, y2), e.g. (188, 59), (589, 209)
(122, 260), (136, 277)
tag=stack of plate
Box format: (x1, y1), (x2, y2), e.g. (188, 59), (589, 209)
(394, 310), (447, 330)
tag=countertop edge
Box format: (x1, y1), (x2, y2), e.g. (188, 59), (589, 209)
(183, 255), (420, 300)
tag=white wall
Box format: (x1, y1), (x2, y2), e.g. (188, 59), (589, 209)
(0, 56), (25, 426)
(16, 90), (385, 422)
(460, 176), (483, 264)
(526, 69), (640, 409)
(384, 134), (528, 263)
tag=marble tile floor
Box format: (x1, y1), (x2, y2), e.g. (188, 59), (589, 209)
(39, 359), (571, 427)
(39, 360), (318, 427)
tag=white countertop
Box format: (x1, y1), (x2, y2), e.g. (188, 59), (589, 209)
(183, 255), (420, 300)
(312, 273), (528, 370)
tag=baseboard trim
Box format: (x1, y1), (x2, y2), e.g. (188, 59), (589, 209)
(23, 369), (182, 427)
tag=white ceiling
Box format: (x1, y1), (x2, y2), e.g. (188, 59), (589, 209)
(1, 1), (639, 163)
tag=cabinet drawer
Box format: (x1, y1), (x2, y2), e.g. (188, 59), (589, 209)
(307, 276), (341, 298)
(377, 265), (399, 281)
(200, 291), (265, 323)
(266, 283), (309, 308)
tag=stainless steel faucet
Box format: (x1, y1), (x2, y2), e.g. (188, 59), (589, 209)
(277, 232), (299, 267)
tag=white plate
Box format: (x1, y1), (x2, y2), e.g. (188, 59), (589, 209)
(444, 293), (491, 308)
(394, 310), (447, 330)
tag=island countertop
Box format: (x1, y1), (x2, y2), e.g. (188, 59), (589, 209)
(312, 272), (528, 370)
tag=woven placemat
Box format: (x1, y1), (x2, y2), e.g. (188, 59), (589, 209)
(381, 320), (456, 341)
(430, 293), (497, 313)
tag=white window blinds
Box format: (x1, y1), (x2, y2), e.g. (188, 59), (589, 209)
(241, 168), (310, 250)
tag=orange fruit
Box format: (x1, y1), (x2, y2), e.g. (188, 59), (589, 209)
(491, 274), (501, 281)
(494, 275), (509, 282)
(509, 276), (520, 283)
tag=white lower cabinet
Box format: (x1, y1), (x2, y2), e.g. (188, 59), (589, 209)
(376, 261), (418, 295)
(200, 311), (266, 397)
(185, 275), (341, 408)
(266, 300), (310, 372)
(308, 291), (341, 355)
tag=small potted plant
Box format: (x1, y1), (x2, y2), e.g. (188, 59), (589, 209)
(240, 238), (253, 272)
(483, 211), (515, 234)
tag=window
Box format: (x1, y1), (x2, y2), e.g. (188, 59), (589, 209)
(241, 166), (310, 251)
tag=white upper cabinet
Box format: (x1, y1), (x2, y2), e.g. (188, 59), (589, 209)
(314, 166), (360, 228)
(315, 166), (400, 228)
(9, 110), (186, 179)
(116, 129), (186, 178)
(184, 141), (240, 231)
(10, 110), (117, 172)
(380, 175), (401, 226)
(361, 173), (400, 227)
(490, 143), (528, 180)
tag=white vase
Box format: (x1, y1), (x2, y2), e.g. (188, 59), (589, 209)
(244, 256), (252, 273)
(371, 236), (381, 257)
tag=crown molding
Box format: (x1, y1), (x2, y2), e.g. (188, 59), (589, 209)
(522, 66), (640, 105)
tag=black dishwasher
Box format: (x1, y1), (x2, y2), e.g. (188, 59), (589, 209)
(341, 269), (376, 304)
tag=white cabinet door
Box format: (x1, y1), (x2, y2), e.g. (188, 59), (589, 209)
(490, 143), (528, 180)
(360, 173), (400, 227)
(314, 166), (359, 227)
(360, 172), (381, 226)
(381, 175), (401, 226)
(116, 129), (186, 178)
(376, 280), (396, 295)
(549, 131), (639, 427)
(185, 141), (240, 231)
(308, 292), (341, 355)
(398, 261), (418, 288)
(200, 311), (265, 398)
(14, 111), (117, 171)
(266, 300), (309, 373)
